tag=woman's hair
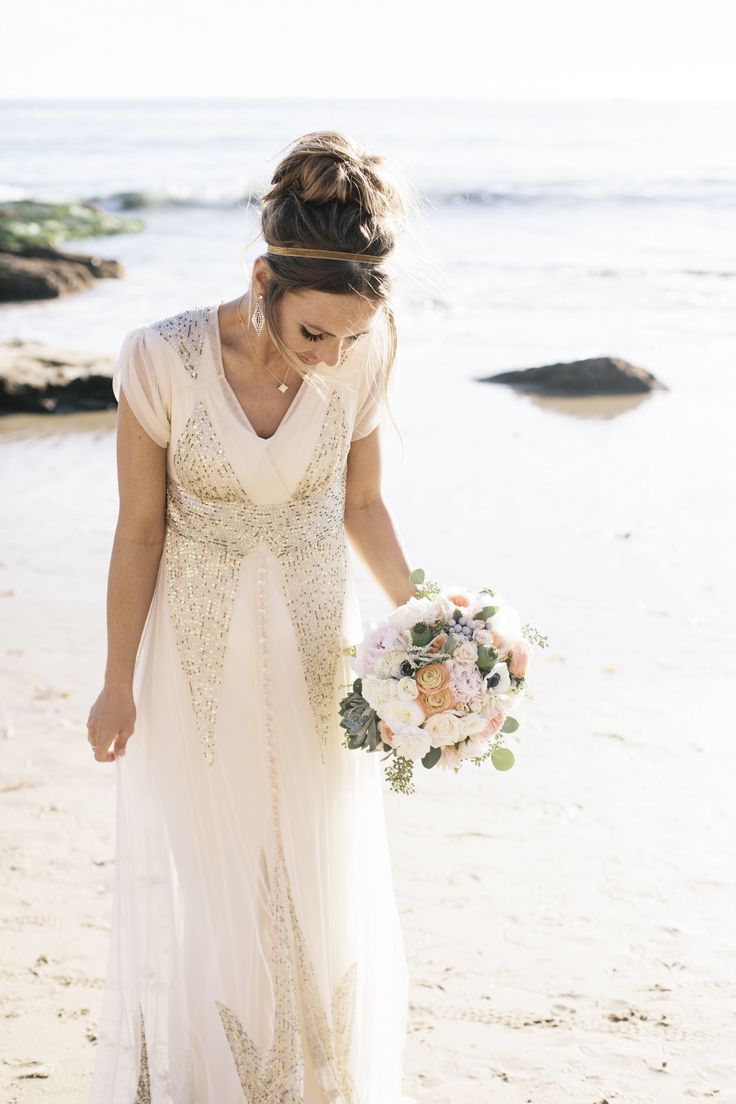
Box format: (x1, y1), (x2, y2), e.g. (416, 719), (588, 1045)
(243, 130), (423, 438)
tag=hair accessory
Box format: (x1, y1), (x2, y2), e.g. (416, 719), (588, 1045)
(266, 243), (388, 264)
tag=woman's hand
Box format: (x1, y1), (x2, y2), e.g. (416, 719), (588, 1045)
(86, 682), (136, 763)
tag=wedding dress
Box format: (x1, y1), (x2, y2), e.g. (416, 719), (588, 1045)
(89, 302), (414, 1104)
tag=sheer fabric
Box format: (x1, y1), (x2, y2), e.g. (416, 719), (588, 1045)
(91, 304), (413, 1103)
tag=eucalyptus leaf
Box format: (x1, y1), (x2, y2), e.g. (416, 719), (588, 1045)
(409, 568), (425, 584)
(491, 746), (515, 771)
(502, 716), (520, 733)
(475, 605), (497, 622)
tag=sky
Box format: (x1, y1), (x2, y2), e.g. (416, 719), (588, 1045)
(2, 0), (735, 101)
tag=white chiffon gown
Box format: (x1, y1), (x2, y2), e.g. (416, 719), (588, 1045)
(89, 303), (414, 1104)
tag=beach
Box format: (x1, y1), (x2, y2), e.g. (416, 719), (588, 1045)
(2, 97), (736, 1102)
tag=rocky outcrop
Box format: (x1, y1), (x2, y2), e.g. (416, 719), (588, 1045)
(0, 200), (144, 249)
(481, 356), (667, 396)
(0, 199), (143, 302)
(0, 243), (124, 302)
(0, 339), (115, 413)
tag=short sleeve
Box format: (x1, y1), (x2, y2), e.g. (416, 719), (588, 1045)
(112, 326), (172, 448)
(351, 360), (387, 442)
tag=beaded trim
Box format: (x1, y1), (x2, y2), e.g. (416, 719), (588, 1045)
(216, 554), (359, 1102)
(149, 306), (209, 380)
(134, 1002), (151, 1103)
(165, 390), (351, 766)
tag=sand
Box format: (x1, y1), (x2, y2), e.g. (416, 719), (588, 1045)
(1, 363), (735, 1102)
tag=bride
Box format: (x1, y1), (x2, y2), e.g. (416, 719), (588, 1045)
(86, 129), (420, 1102)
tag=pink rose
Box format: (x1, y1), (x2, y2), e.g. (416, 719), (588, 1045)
(508, 640), (532, 678)
(483, 705), (505, 737)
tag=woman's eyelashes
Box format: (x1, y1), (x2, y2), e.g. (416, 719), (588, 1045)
(300, 326), (361, 344)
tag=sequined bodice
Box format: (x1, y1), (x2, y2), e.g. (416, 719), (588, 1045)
(149, 306), (353, 767)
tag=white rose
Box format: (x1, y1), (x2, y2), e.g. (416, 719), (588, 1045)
(460, 713), (490, 740)
(453, 640), (478, 665)
(458, 736), (486, 759)
(391, 724), (433, 761)
(361, 677), (397, 710)
(473, 627), (493, 646)
(438, 744), (463, 770)
(388, 595), (441, 631)
(395, 676), (419, 701)
(488, 602), (523, 642)
(379, 697), (426, 730)
(423, 710), (463, 749)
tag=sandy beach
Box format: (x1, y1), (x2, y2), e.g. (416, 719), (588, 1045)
(2, 324), (735, 1103)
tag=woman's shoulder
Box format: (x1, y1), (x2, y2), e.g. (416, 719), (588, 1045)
(142, 302), (212, 382)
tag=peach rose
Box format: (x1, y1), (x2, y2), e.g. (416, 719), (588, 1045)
(446, 592), (470, 607)
(508, 640), (532, 678)
(415, 662), (450, 692)
(483, 705), (506, 737)
(491, 630), (512, 660)
(378, 719), (395, 747)
(426, 631), (448, 655)
(419, 686), (457, 717)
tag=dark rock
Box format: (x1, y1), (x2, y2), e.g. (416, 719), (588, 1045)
(480, 356), (667, 396)
(0, 197), (139, 302)
(0, 339), (116, 413)
(0, 243), (124, 302)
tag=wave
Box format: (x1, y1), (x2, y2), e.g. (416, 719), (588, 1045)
(76, 182), (736, 212)
(3, 181), (735, 212)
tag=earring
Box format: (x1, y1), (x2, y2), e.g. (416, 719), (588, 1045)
(251, 294), (265, 336)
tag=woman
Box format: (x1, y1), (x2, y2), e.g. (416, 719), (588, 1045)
(87, 130), (419, 1103)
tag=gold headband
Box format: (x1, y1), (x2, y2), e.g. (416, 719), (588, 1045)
(266, 243), (388, 265)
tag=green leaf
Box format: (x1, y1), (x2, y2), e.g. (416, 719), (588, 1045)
(491, 746), (515, 771)
(502, 716), (520, 733)
(422, 745), (442, 769)
(475, 605), (498, 622)
(409, 568), (425, 584)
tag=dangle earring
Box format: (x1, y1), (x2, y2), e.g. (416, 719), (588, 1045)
(251, 293), (265, 336)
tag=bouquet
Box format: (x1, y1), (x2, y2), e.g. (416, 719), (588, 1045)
(340, 568), (547, 795)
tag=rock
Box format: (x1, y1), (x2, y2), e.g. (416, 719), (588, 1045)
(481, 356), (667, 396)
(0, 197), (140, 302)
(0, 242), (124, 302)
(0, 199), (144, 249)
(0, 339), (116, 413)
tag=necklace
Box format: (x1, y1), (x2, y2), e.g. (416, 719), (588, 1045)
(236, 292), (292, 393)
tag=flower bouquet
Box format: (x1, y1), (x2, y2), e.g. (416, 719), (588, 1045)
(340, 568), (547, 795)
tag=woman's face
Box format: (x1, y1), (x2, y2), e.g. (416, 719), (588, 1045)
(253, 263), (379, 369)
(281, 288), (379, 369)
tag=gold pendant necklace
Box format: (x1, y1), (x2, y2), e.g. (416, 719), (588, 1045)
(236, 292), (292, 392)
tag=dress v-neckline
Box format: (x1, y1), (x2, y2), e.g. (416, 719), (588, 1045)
(211, 302), (312, 444)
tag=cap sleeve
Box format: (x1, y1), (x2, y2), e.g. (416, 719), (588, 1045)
(351, 358), (388, 442)
(112, 326), (172, 448)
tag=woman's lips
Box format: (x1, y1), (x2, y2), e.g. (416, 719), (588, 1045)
(298, 353), (318, 365)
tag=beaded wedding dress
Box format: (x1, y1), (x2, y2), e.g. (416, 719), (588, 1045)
(89, 303), (414, 1104)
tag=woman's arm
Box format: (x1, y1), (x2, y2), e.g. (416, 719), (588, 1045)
(87, 391), (167, 762)
(344, 426), (420, 608)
